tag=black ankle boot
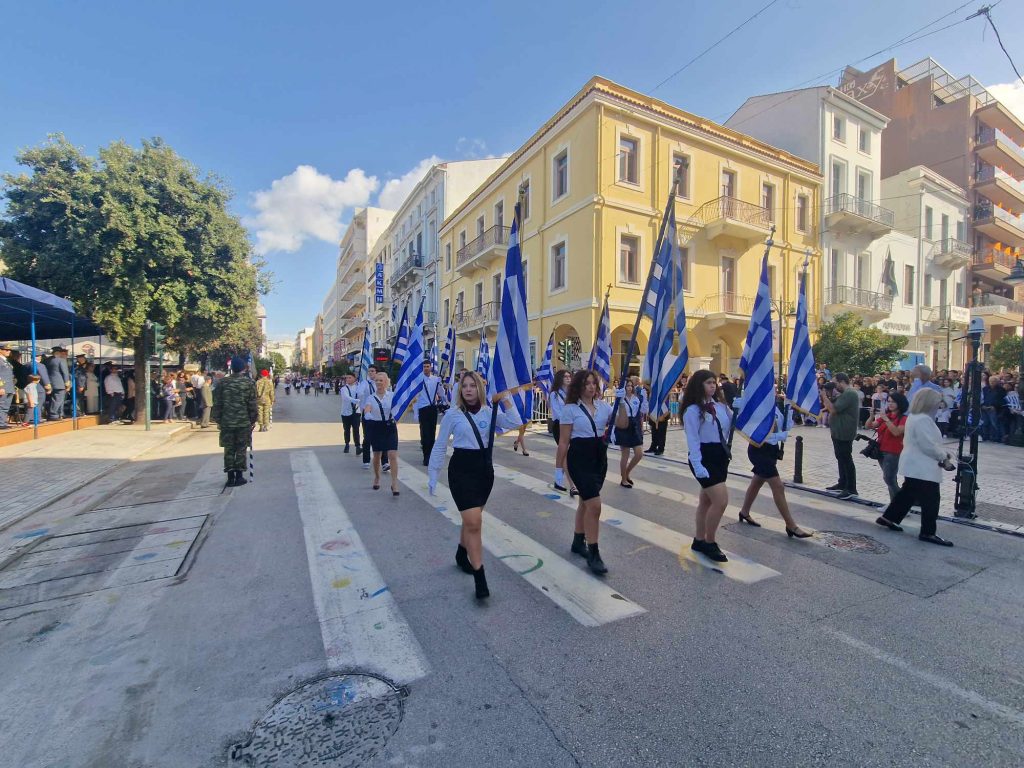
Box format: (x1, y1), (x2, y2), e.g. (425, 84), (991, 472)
(226, 470), (238, 487)
(234, 470), (248, 486)
(587, 543), (608, 575)
(455, 544), (474, 574)
(473, 566), (490, 599)
(571, 532), (588, 557)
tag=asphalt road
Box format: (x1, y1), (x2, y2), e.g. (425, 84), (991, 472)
(1, 391), (1022, 768)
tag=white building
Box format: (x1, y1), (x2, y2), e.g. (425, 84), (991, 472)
(256, 302), (267, 356)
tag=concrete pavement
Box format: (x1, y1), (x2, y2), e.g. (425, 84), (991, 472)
(0, 391), (1021, 767)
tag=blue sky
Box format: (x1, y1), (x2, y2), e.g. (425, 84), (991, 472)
(3, 0), (1023, 339)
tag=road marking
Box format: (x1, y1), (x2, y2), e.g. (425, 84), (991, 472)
(400, 465), (645, 627)
(490, 457), (780, 584)
(823, 628), (1024, 728)
(291, 450), (429, 685)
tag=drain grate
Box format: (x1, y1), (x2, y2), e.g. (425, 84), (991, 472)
(816, 531), (890, 554)
(229, 672), (407, 767)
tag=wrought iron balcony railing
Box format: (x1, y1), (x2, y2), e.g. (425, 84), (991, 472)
(689, 196), (771, 229)
(452, 301), (501, 332)
(391, 253), (425, 283)
(825, 285), (894, 312)
(824, 193), (895, 228)
(456, 225), (511, 268)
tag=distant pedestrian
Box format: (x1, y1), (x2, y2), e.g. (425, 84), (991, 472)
(820, 372), (860, 499)
(103, 364), (125, 424)
(865, 393), (908, 501)
(211, 356), (257, 487)
(340, 373), (362, 453)
(255, 369), (275, 431)
(613, 378), (644, 488)
(200, 375), (214, 427)
(0, 342), (14, 430)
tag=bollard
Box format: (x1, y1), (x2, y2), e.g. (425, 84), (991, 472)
(793, 435), (804, 484)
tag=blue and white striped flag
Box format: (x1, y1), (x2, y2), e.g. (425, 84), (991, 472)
(735, 248), (777, 446)
(391, 302), (398, 325)
(428, 339), (439, 370)
(786, 255), (821, 418)
(588, 297), (612, 388)
(393, 305), (410, 365)
(439, 323), (455, 380)
(392, 300), (425, 420)
(535, 332), (554, 396)
(476, 337), (490, 377)
(358, 324), (371, 381)
(487, 203), (533, 402)
(641, 206), (688, 421)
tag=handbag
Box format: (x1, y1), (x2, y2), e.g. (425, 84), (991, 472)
(858, 430), (883, 461)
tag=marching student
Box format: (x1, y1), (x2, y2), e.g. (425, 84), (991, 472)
(613, 378), (644, 487)
(547, 369), (574, 493)
(416, 360), (443, 466)
(681, 370), (733, 563)
(557, 369), (629, 575)
(357, 365), (378, 470)
(734, 395), (812, 538)
(362, 371), (400, 495)
(339, 373), (362, 454)
(511, 380), (535, 456)
(428, 370), (522, 600)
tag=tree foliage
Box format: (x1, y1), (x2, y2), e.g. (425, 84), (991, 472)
(812, 312), (907, 375)
(0, 135), (270, 366)
(989, 333), (1022, 373)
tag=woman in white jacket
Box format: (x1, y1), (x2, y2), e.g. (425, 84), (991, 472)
(875, 388), (955, 546)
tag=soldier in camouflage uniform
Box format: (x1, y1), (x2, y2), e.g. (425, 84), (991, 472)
(255, 369), (275, 431)
(211, 356), (258, 486)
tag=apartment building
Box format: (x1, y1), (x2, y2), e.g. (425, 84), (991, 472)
(438, 76), (821, 379)
(332, 207), (394, 361)
(840, 57), (1024, 358)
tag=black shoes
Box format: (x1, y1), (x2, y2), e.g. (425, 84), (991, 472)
(473, 566), (490, 599)
(570, 532), (588, 557)
(919, 534), (954, 547)
(344, 445), (350, 454)
(691, 538), (728, 562)
(875, 516), (903, 532)
(455, 544), (474, 574)
(837, 490), (856, 499)
(226, 470), (247, 487)
(586, 543), (608, 575)
(554, 483), (569, 492)
(826, 483), (843, 491)
(738, 513), (761, 527)
(786, 527), (813, 539)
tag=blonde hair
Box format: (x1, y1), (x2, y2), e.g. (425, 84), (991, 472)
(455, 370), (487, 410)
(909, 387), (942, 415)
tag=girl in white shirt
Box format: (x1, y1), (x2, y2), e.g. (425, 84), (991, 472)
(362, 372), (400, 495)
(547, 370), (574, 494)
(681, 370), (733, 563)
(428, 371), (522, 599)
(557, 369), (628, 575)
(612, 379), (644, 488)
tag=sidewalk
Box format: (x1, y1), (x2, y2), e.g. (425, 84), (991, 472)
(0, 422), (191, 533)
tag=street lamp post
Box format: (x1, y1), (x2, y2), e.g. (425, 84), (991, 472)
(1005, 256), (1024, 447)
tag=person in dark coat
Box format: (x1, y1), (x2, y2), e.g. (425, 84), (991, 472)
(45, 346), (71, 420)
(211, 356), (258, 486)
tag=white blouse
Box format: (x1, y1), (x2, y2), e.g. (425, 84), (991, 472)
(618, 395), (641, 419)
(363, 391), (395, 422)
(548, 389), (566, 421)
(340, 384), (359, 416)
(683, 401), (732, 465)
(562, 400), (613, 439)
(428, 405), (523, 472)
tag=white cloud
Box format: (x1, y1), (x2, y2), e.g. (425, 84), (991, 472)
(247, 165), (379, 255)
(455, 137), (490, 159)
(988, 82), (1024, 123)
(377, 156), (442, 211)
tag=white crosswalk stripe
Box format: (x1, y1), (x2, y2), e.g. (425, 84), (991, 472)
(291, 450), (430, 685)
(400, 464), (646, 627)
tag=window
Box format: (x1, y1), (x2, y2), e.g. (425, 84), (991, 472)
(680, 246), (691, 291)
(619, 234), (640, 284)
(445, 243), (452, 271)
(940, 213), (949, 243)
(721, 255), (736, 296)
(830, 248), (842, 289)
(761, 183), (775, 220)
(456, 291), (464, 316)
(956, 220), (965, 241)
(796, 194), (809, 232)
(618, 136), (638, 184)
(830, 160), (845, 198)
(521, 179), (531, 219)
(553, 150), (569, 199)
(415, 232), (423, 259)
(904, 265), (915, 305)
(443, 298), (450, 322)
(833, 115), (846, 142)
(476, 215), (485, 238)
(721, 169), (736, 198)
(858, 127), (870, 153)
(494, 200), (504, 230)
(856, 253), (870, 291)
(924, 274), (933, 306)
(672, 153), (691, 198)
(924, 207), (933, 240)
(521, 259), (528, 302)
(955, 281), (964, 306)
(939, 279), (948, 308)
(492, 273), (502, 302)
(474, 282), (483, 309)
(856, 171), (871, 202)
(550, 241), (566, 291)
(459, 230), (466, 250)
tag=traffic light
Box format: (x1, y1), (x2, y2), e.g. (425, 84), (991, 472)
(558, 339), (571, 367)
(151, 322), (165, 355)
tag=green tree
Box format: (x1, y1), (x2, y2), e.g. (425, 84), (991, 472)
(988, 333), (1022, 373)
(0, 134), (270, 384)
(268, 352), (287, 372)
(812, 312), (907, 375)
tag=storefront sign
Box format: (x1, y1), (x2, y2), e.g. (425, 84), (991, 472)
(948, 306), (970, 325)
(375, 263), (385, 303)
(880, 320), (913, 335)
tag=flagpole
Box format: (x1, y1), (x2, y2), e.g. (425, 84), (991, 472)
(359, 322), (369, 381)
(589, 284), (611, 371)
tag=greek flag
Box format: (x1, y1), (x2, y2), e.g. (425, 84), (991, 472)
(786, 256), (821, 418)
(535, 332), (554, 396)
(358, 324), (371, 381)
(487, 203), (533, 402)
(588, 297), (612, 387)
(642, 206), (688, 421)
(428, 339), (439, 370)
(881, 247), (899, 297)
(734, 249), (777, 446)
(392, 300), (425, 420)
(394, 305), (410, 365)
(476, 337), (490, 377)
(391, 302), (398, 325)
(439, 323), (455, 380)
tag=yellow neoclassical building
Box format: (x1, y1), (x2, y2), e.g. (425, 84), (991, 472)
(438, 76), (822, 380)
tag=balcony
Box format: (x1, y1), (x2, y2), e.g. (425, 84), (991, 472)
(976, 100), (1024, 145)
(921, 304), (970, 332)
(693, 293), (755, 329)
(691, 196), (771, 245)
(456, 225), (511, 275)
(974, 165), (1024, 211)
(453, 301), (501, 337)
(338, 273), (361, 300)
(930, 238), (973, 271)
(971, 247), (1021, 280)
(970, 292), (1024, 327)
(339, 296), (364, 319)
(390, 253), (428, 290)
(823, 285), (892, 322)
(976, 127), (1024, 181)
(973, 202), (1024, 248)
(823, 193), (894, 239)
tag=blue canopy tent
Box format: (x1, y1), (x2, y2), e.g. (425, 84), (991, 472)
(0, 277), (104, 437)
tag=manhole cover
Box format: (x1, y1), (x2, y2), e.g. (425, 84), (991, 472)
(816, 531), (889, 554)
(229, 672), (407, 767)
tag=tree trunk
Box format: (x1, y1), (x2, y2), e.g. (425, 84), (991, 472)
(133, 335), (146, 423)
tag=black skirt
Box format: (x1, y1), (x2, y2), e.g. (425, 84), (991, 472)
(448, 448), (494, 511)
(548, 419), (560, 442)
(748, 443), (780, 479)
(689, 442), (730, 488)
(614, 416), (643, 448)
(365, 419), (398, 453)
(567, 437), (608, 501)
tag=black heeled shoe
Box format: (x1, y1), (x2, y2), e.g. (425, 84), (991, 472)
(701, 541), (728, 563)
(570, 532), (588, 557)
(786, 527), (812, 539)
(513, 440), (520, 452)
(455, 544), (474, 574)
(875, 516), (903, 532)
(738, 513), (761, 527)
(473, 566), (490, 599)
(587, 543), (608, 575)
(521, 450), (529, 456)
(919, 533), (953, 547)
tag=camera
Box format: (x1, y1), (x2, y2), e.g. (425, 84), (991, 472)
(822, 382), (836, 392)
